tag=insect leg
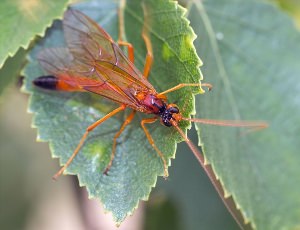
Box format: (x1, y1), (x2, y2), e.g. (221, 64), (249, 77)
(118, 41), (135, 63)
(52, 105), (126, 180)
(118, 17), (153, 77)
(157, 83), (213, 96)
(118, 0), (152, 77)
(141, 118), (169, 178)
(118, 0), (134, 63)
(141, 23), (153, 79)
(103, 110), (136, 175)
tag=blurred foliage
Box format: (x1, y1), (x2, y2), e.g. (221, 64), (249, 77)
(193, 0), (300, 229)
(0, 0), (70, 68)
(273, 0), (300, 27)
(144, 195), (182, 230)
(0, 48), (27, 96)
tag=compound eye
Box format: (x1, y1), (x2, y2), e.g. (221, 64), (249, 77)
(169, 106), (179, 114)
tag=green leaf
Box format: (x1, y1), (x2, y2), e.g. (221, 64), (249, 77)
(144, 195), (182, 230)
(23, 0), (202, 223)
(0, 0), (70, 68)
(189, 0), (300, 229)
(0, 48), (27, 95)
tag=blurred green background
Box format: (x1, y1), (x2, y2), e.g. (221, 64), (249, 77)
(1, 0), (299, 229)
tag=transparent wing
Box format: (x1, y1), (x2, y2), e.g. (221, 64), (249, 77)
(62, 9), (155, 93)
(37, 48), (74, 75)
(37, 48), (140, 108)
(37, 9), (159, 110)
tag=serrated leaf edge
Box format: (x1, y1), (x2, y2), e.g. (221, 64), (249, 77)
(0, 3), (71, 69)
(21, 0), (205, 224)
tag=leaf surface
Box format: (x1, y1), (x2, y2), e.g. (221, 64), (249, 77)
(190, 0), (300, 229)
(23, 0), (202, 223)
(0, 0), (69, 68)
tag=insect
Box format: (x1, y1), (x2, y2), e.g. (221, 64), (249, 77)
(33, 9), (266, 179)
(33, 9), (267, 228)
(33, 9), (265, 179)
